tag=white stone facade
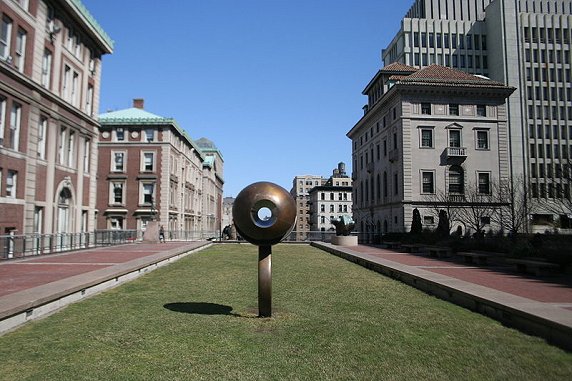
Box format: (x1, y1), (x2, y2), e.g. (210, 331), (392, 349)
(348, 64), (514, 239)
(382, 0), (572, 232)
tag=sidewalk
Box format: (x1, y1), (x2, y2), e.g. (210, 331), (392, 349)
(0, 241), (211, 334)
(312, 242), (572, 351)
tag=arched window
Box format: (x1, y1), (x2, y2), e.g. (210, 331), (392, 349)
(449, 165), (464, 194)
(58, 188), (72, 205)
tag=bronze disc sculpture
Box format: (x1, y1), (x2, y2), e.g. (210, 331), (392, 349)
(232, 182), (297, 317)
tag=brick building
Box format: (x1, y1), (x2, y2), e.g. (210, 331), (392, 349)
(0, 0), (112, 240)
(97, 99), (223, 238)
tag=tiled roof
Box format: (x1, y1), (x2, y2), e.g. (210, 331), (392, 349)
(380, 62), (418, 73)
(398, 65), (508, 87)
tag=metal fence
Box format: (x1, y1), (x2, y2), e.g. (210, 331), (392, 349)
(1, 229), (362, 260)
(0, 229), (227, 260)
(0, 230), (139, 260)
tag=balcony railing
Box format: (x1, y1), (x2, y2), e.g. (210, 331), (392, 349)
(448, 194), (466, 202)
(447, 147), (467, 157)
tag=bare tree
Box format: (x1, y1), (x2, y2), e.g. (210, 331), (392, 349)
(490, 176), (533, 234)
(422, 189), (463, 234)
(454, 182), (501, 236)
(424, 180), (506, 236)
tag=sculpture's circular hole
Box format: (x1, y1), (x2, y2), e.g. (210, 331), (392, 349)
(257, 207), (272, 222)
(251, 201), (277, 228)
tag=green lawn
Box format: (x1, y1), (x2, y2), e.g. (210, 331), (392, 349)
(1, 244), (571, 380)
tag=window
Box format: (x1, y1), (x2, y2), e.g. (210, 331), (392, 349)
(145, 128), (154, 142)
(330, 205), (334, 212)
(449, 104), (459, 116)
(0, 96), (6, 146)
(449, 129), (461, 148)
(477, 105), (487, 116)
(421, 171), (434, 194)
(112, 152), (124, 172)
(41, 50), (52, 88)
(478, 172), (490, 194)
(480, 216), (491, 225)
(142, 183), (155, 204)
(67, 131), (75, 167)
(63, 65), (71, 101)
(109, 217), (124, 230)
(83, 139), (90, 172)
(449, 166), (464, 194)
(420, 128), (433, 148)
(58, 128), (66, 164)
(0, 16), (12, 59)
(71, 72), (79, 107)
(38, 117), (47, 159)
(421, 103), (431, 115)
(476, 130), (489, 150)
(116, 128), (125, 141)
(86, 85), (94, 116)
(394, 173), (398, 195)
(424, 216), (435, 225)
(6, 170), (17, 198)
(111, 182), (124, 204)
(15, 28), (26, 73)
(15, 0), (29, 10)
(9, 103), (21, 151)
(320, 204), (325, 212)
(143, 152), (154, 171)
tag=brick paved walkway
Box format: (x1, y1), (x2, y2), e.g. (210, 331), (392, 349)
(0, 241), (211, 334)
(313, 242), (572, 350)
(0, 242), (196, 297)
(350, 245), (572, 308)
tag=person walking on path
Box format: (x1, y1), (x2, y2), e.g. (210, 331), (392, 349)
(159, 225), (165, 243)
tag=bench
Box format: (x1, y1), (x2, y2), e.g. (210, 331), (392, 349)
(505, 258), (560, 276)
(382, 241), (402, 250)
(401, 244), (425, 253)
(456, 251), (494, 265)
(426, 246), (452, 258)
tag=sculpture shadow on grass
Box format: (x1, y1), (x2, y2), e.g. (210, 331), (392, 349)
(164, 302), (250, 317)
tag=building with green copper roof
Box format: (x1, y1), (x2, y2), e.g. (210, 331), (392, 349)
(96, 99), (223, 238)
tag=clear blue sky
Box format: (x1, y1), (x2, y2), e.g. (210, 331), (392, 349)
(82, 0), (411, 197)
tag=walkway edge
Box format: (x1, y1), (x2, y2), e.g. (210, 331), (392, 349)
(312, 242), (572, 351)
(0, 242), (212, 335)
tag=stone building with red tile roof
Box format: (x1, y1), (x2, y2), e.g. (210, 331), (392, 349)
(348, 64), (515, 238)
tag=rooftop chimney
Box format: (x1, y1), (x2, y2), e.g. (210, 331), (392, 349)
(133, 98), (144, 109)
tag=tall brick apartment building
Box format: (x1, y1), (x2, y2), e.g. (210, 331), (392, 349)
(0, 0), (113, 238)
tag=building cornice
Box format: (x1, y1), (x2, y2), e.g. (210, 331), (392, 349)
(61, 0), (114, 53)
